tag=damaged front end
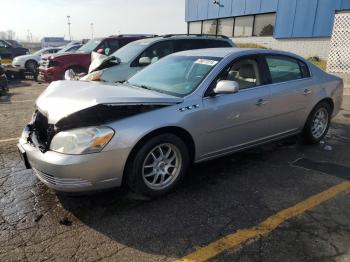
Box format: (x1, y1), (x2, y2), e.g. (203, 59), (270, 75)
(24, 103), (168, 153)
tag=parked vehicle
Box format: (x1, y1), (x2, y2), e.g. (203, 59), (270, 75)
(0, 56), (9, 95)
(38, 35), (155, 82)
(12, 47), (61, 71)
(0, 39), (30, 59)
(81, 34), (235, 82)
(4, 40), (23, 48)
(57, 44), (82, 54)
(18, 48), (343, 196)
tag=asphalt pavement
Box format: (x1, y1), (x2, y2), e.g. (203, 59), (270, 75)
(0, 81), (349, 262)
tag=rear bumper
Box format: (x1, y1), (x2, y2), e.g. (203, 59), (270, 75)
(38, 66), (63, 82)
(17, 140), (127, 192)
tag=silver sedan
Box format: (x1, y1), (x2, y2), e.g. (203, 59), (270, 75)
(18, 48), (343, 196)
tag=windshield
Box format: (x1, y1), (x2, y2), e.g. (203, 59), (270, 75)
(33, 48), (49, 56)
(77, 39), (101, 53)
(127, 55), (221, 97)
(58, 45), (74, 53)
(111, 41), (149, 63)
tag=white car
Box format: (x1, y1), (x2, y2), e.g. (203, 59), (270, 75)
(12, 47), (61, 71)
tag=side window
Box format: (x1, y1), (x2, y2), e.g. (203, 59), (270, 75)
(217, 58), (261, 90)
(118, 39), (133, 49)
(266, 56), (308, 84)
(137, 41), (174, 65)
(206, 40), (231, 48)
(0, 40), (8, 48)
(105, 39), (120, 54)
(175, 39), (207, 52)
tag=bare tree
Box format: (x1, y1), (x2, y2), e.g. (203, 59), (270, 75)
(7, 30), (16, 40)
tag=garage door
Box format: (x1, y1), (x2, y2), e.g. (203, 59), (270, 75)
(327, 12), (350, 73)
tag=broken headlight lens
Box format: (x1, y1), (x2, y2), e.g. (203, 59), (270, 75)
(50, 126), (114, 155)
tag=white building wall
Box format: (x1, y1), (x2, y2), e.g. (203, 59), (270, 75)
(231, 37), (331, 60)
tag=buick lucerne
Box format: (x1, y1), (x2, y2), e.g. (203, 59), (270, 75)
(18, 48), (343, 196)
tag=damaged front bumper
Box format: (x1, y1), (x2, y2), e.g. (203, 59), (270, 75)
(17, 132), (128, 192)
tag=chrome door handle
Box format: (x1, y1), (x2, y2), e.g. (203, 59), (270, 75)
(304, 89), (312, 96)
(256, 99), (269, 106)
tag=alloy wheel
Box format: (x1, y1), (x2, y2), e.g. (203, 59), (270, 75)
(142, 143), (182, 190)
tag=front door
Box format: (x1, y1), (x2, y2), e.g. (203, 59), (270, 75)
(199, 56), (272, 160)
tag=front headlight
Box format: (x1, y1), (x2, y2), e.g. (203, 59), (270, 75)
(50, 126), (115, 155)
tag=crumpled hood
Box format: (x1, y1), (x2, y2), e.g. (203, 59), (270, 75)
(36, 80), (183, 124)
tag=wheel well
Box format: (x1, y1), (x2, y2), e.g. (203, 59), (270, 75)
(67, 65), (87, 73)
(25, 60), (38, 67)
(317, 98), (334, 114)
(122, 126), (196, 185)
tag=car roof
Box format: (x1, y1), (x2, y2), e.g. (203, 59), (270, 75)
(130, 35), (232, 46)
(171, 48), (307, 61)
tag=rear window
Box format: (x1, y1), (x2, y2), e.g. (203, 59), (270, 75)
(266, 55), (310, 84)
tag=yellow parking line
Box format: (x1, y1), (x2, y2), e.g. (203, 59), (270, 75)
(0, 137), (19, 143)
(176, 181), (350, 262)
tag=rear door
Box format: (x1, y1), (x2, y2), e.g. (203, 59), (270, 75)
(264, 55), (315, 135)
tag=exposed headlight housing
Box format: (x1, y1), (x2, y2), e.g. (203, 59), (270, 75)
(50, 126), (114, 155)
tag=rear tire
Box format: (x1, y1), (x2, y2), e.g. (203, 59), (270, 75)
(25, 60), (38, 72)
(126, 133), (190, 197)
(302, 102), (331, 144)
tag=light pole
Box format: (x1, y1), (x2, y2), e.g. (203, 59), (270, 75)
(67, 15), (72, 41)
(90, 23), (94, 39)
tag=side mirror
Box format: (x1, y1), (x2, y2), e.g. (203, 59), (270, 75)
(64, 69), (77, 80)
(97, 48), (104, 54)
(139, 57), (151, 66)
(213, 80), (240, 95)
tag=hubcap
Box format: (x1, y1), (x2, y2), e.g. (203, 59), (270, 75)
(311, 108), (329, 139)
(142, 143), (182, 190)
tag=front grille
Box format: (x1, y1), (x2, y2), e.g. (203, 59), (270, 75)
(33, 168), (92, 188)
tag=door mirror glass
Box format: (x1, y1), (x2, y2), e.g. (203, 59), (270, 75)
(139, 57), (151, 66)
(213, 80), (240, 95)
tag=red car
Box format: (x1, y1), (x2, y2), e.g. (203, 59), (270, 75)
(38, 35), (151, 82)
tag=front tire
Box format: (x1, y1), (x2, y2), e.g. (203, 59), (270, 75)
(303, 102), (331, 144)
(126, 134), (190, 197)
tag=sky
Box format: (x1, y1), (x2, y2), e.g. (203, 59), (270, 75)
(0, 0), (187, 41)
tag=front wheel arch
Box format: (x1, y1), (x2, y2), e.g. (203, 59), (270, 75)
(122, 126), (195, 186)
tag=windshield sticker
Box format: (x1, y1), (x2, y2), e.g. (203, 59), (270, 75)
(194, 59), (218, 66)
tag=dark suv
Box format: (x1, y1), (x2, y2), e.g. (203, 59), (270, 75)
(0, 40), (29, 59)
(38, 35), (154, 82)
